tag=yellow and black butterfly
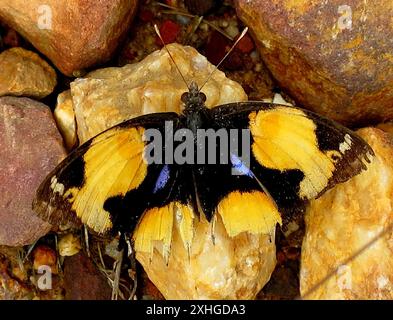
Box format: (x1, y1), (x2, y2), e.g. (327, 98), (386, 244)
(33, 77), (374, 259)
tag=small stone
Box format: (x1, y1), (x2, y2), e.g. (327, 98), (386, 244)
(137, 216), (276, 299)
(3, 28), (21, 48)
(0, 48), (57, 99)
(54, 90), (77, 150)
(104, 238), (122, 261)
(156, 20), (181, 46)
(63, 252), (112, 300)
(0, 96), (66, 246)
(225, 24), (240, 39)
(237, 34), (255, 54)
(0, 0), (138, 76)
(58, 234), (81, 257)
(33, 245), (58, 275)
(301, 128), (393, 299)
(272, 93), (293, 106)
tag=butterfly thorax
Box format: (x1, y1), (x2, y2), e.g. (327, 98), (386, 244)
(181, 81), (211, 134)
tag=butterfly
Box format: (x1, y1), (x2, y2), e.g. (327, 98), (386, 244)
(33, 74), (374, 260)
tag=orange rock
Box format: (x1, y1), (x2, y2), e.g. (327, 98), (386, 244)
(33, 245), (58, 275)
(0, 47), (56, 98)
(0, 0), (138, 76)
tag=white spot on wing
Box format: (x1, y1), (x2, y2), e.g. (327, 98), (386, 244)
(50, 176), (65, 195)
(339, 134), (353, 154)
(377, 276), (389, 289)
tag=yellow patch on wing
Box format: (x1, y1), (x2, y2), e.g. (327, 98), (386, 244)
(217, 191), (282, 237)
(64, 127), (147, 234)
(174, 203), (195, 252)
(133, 202), (195, 260)
(133, 203), (174, 261)
(249, 107), (340, 199)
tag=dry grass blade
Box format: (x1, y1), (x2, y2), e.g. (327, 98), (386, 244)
(111, 248), (124, 300)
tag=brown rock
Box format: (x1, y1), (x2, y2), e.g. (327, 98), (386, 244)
(301, 128), (393, 299)
(63, 252), (111, 300)
(235, 0), (393, 126)
(137, 215), (276, 300)
(0, 47), (57, 98)
(63, 43), (247, 144)
(0, 0), (138, 76)
(0, 96), (66, 246)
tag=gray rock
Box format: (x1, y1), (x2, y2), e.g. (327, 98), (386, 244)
(0, 96), (66, 246)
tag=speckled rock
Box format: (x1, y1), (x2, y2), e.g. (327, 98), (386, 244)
(58, 43), (247, 144)
(0, 0), (138, 76)
(301, 128), (393, 299)
(235, 0), (393, 126)
(0, 96), (66, 246)
(63, 252), (111, 300)
(137, 215), (276, 300)
(0, 47), (57, 98)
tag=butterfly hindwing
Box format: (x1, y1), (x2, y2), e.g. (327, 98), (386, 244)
(33, 112), (181, 235)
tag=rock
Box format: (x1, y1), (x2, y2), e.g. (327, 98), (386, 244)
(0, 0), (138, 76)
(0, 47), (57, 99)
(54, 91), (77, 150)
(300, 128), (393, 299)
(63, 252), (111, 300)
(62, 43), (247, 144)
(235, 0), (393, 126)
(33, 245), (58, 275)
(0, 96), (66, 246)
(58, 233), (81, 257)
(137, 215), (276, 300)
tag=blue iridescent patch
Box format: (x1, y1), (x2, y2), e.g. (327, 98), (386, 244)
(153, 164), (171, 193)
(230, 154), (253, 178)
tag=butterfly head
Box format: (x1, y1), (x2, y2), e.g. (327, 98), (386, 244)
(181, 81), (207, 113)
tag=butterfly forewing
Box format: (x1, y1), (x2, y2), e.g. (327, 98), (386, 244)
(33, 112), (182, 235)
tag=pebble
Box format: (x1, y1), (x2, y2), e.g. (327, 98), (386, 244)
(0, 47), (57, 99)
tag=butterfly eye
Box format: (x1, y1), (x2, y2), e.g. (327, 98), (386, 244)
(181, 92), (189, 104)
(200, 92), (207, 102)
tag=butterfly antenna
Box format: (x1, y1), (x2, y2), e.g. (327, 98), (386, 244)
(199, 27), (248, 91)
(154, 24), (190, 90)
